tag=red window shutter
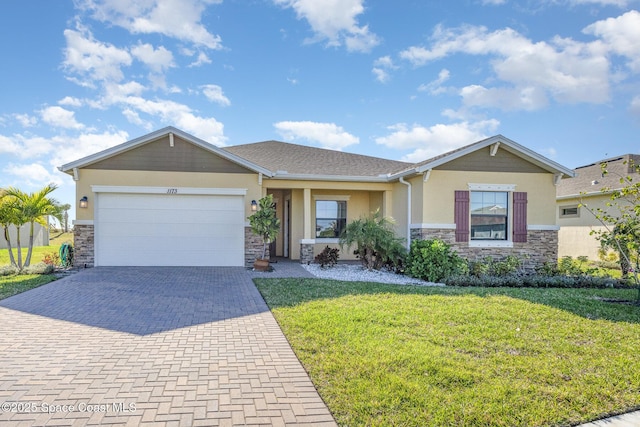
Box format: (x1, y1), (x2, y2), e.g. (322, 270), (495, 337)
(454, 190), (470, 242)
(513, 192), (527, 243)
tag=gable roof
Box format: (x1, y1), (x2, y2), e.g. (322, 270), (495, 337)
(223, 140), (411, 181)
(58, 128), (575, 183)
(556, 154), (640, 199)
(58, 126), (273, 176)
(390, 135), (575, 179)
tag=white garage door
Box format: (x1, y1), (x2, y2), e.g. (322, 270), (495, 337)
(95, 192), (245, 266)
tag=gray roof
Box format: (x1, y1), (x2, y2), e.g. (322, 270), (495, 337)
(223, 140), (411, 178)
(556, 154), (640, 198)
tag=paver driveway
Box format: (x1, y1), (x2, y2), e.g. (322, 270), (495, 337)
(0, 267), (336, 426)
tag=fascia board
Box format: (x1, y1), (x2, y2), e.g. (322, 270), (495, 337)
(271, 173), (390, 182)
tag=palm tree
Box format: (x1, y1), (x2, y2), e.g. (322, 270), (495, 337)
(5, 184), (59, 268)
(0, 191), (19, 267)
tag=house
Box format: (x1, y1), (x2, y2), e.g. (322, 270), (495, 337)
(556, 154), (640, 260)
(58, 127), (574, 269)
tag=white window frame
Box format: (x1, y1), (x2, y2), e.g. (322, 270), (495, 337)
(468, 183), (515, 248)
(314, 196), (349, 242)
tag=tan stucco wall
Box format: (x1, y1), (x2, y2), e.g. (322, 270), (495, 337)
(286, 187), (391, 260)
(420, 170), (557, 225)
(556, 194), (619, 260)
(75, 169), (262, 221)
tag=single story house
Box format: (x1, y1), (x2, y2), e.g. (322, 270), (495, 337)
(59, 127), (574, 268)
(556, 154), (639, 260)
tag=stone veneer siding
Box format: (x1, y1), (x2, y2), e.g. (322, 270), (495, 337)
(300, 243), (314, 264)
(74, 224), (95, 268)
(245, 227), (269, 268)
(411, 228), (558, 271)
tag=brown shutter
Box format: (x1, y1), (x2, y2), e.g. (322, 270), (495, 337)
(513, 192), (527, 243)
(454, 190), (470, 242)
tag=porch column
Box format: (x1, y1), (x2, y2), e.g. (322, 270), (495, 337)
(300, 187), (314, 264)
(382, 190), (392, 218)
(303, 188), (312, 239)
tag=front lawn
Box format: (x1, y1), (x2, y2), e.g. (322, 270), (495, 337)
(0, 274), (56, 300)
(256, 278), (640, 427)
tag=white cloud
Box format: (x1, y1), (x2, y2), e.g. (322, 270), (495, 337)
(63, 26), (132, 85)
(459, 84), (549, 110)
(122, 96), (226, 144)
(274, 0), (379, 52)
(584, 10), (640, 72)
(131, 43), (175, 73)
(40, 106), (85, 130)
(0, 135), (21, 155)
(58, 96), (84, 107)
(12, 114), (38, 128)
(418, 69), (451, 95)
(372, 56), (398, 83)
(3, 163), (64, 187)
(201, 84), (231, 106)
(375, 120), (500, 162)
(482, 0), (507, 4)
(629, 95), (640, 117)
(399, 23), (611, 109)
(77, 0), (223, 49)
(570, 0), (629, 6)
(188, 52), (212, 67)
(274, 121), (359, 150)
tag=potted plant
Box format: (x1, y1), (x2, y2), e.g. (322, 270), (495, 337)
(248, 194), (281, 271)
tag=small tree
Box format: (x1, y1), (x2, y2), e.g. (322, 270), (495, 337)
(339, 210), (406, 271)
(4, 184), (59, 269)
(248, 195), (280, 260)
(580, 160), (640, 302)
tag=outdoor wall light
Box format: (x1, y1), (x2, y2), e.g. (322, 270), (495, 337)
(79, 196), (88, 208)
(251, 200), (257, 211)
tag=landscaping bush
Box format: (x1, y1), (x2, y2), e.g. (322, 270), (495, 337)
(445, 273), (626, 288)
(0, 265), (19, 277)
(469, 255), (524, 277)
(23, 263), (55, 275)
(315, 246), (339, 268)
(406, 239), (466, 282)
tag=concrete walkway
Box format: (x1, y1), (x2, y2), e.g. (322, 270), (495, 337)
(0, 266), (335, 426)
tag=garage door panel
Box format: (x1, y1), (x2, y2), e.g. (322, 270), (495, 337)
(96, 192), (245, 266)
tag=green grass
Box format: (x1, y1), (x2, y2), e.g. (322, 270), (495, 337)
(256, 278), (640, 427)
(0, 232), (73, 266)
(0, 274), (56, 300)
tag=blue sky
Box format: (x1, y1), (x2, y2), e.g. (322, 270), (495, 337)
(1, 0), (639, 218)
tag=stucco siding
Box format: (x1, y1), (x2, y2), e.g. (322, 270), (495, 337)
(421, 170), (557, 225)
(435, 147), (549, 173)
(75, 169), (262, 221)
(85, 135), (250, 174)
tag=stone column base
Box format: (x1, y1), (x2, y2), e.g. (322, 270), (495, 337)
(300, 243), (314, 264)
(74, 224), (94, 268)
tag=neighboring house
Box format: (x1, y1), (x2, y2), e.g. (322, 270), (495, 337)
(556, 154), (640, 260)
(0, 223), (49, 250)
(58, 127), (574, 269)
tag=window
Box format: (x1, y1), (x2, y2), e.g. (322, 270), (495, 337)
(316, 200), (347, 238)
(470, 191), (508, 240)
(560, 205), (579, 218)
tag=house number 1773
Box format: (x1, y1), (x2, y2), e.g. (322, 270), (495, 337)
(167, 188), (178, 194)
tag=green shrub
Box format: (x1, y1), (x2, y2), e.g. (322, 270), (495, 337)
(315, 246), (340, 268)
(406, 239), (465, 282)
(22, 263), (55, 275)
(0, 265), (19, 276)
(444, 273), (625, 288)
(469, 255), (524, 277)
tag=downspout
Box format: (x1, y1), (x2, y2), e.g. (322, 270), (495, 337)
(399, 177), (411, 249)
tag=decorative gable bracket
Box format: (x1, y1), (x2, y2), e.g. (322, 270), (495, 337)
(490, 142), (500, 156)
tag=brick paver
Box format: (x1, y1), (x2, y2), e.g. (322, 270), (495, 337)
(0, 266), (335, 426)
